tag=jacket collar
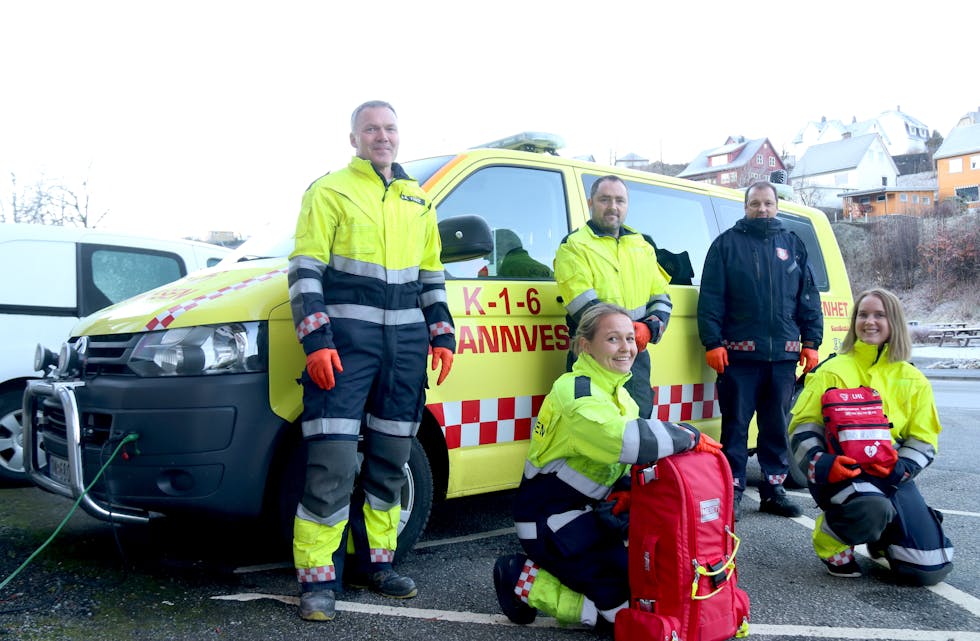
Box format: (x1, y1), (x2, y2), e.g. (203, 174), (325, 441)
(585, 220), (638, 239)
(349, 156), (410, 184)
(853, 339), (889, 366)
(571, 352), (632, 394)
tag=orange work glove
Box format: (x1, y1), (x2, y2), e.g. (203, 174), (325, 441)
(307, 348), (343, 391)
(799, 348), (820, 373)
(705, 347), (729, 374)
(694, 432), (723, 454)
(431, 347), (454, 385)
(864, 447), (899, 478)
(632, 322), (652, 352)
(828, 455), (861, 484)
(606, 490), (631, 516)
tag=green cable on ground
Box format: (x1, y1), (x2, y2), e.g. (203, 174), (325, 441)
(0, 432), (140, 592)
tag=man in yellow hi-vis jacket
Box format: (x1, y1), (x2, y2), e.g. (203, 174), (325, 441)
(554, 175), (673, 419)
(287, 101), (455, 622)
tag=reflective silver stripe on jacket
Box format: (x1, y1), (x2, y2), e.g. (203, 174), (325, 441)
(325, 304), (425, 325)
(523, 459), (610, 500)
(419, 288), (448, 308)
(792, 421), (825, 464)
(289, 277), (325, 298)
(302, 417), (362, 438)
(627, 304), (647, 321)
(419, 269), (446, 285)
(566, 289), (598, 316)
(897, 437), (935, 469)
(330, 254), (420, 284)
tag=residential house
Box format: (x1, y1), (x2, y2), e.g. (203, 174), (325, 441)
(839, 171), (936, 221)
(677, 136), (784, 188)
(933, 122), (980, 210)
(789, 133), (898, 211)
(787, 107), (930, 164)
(615, 152), (650, 169)
(954, 107), (980, 128)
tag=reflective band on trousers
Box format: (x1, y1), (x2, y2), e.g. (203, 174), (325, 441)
(302, 417), (361, 438)
(885, 542), (954, 566)
(325, 304), (424, 326)
(515, 521), (538, 540)
(829, 480), (884, 505)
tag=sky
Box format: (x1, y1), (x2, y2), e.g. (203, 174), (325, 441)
(1, 1), (975, 241)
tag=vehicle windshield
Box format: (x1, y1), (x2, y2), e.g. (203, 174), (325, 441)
(219, 154), (455, 266)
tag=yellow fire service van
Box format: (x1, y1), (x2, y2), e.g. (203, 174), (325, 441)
(24, 133), (852, 553)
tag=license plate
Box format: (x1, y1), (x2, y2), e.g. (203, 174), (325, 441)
(49, 455), (70, 486)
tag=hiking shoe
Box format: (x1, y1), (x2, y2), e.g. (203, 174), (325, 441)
(758, 485), (803, 518)
(733, 494), (743, 522)
(347, 568), (418, 598)
(493, 554), (537, 625)
(299, 589), (336, 621)
(823, 558), (863, 578)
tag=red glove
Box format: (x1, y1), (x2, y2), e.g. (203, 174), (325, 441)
(695, 432), (723, 454)
(606, 490), (631, 516)
(307, 348), (343, 391)
(799, 348), (820, 373)
(633, 322), (651, 352)
(431, 347), (454, 385)
(705, 347), (728, 374)
(828, 455), (861, 484)
(864, 447), (899, 478)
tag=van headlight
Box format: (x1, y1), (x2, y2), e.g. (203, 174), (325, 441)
(128, 322), (266, 376)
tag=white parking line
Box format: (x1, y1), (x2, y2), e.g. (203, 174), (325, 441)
(211, 593), (980, 639)
(744, 487), (980, 619)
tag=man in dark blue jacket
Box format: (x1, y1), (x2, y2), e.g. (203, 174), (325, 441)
(697, 181), (823, 520)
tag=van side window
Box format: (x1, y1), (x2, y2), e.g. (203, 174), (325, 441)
(708, 198), (830, 292)
(80, 244), (186, 316)
(583, 175), (712, 286)
(776, 213), (830, 291)
(435, 166), (567, 279)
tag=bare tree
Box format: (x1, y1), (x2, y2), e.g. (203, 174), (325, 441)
(1, 171), (108, 227)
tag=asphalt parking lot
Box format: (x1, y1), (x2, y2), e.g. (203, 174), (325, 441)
(2, 376), (979, 641)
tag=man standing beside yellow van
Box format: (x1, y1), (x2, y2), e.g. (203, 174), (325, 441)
(697, 181), (823, 521)
(554, 175), (673, 418)
(287, 100), (456, 622)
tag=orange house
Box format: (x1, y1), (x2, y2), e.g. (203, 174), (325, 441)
(934, 123), (980, 210)
(840, 181), (936, 220)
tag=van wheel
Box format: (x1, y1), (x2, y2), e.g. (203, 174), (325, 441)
(0, 388), (28, 483)
(272, 435), (434, 561)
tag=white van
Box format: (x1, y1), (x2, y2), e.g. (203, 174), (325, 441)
(0, 223), (232, 481)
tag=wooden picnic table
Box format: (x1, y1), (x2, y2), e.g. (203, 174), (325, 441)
(928, 326), (980, 347)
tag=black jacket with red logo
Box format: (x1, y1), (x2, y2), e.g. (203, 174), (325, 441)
(697, 216), (823, 362)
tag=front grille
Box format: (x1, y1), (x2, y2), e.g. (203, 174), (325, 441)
(39, 395), (113, 447)
(73, 333), (142, 376)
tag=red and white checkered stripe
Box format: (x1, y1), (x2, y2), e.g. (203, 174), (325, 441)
(426, 395), (545, 449)
(785, 341), (801, 352)
(723, 340), (756, 352)
(369, 548), (394, 564)
(296, 565), (336, 583)
(653, 383), (720, 422)
(514, 558), (539, 604)
(297, 311), (330, 340)
(144, 267), (287, 331)
(765, 473), (788, 486)
(429, 321), (453, 337)
(826, 547), (855, 566)
(426, 384), (718, 449)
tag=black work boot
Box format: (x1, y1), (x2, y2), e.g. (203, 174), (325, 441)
(733, 493), (743, 522)
(493, 554), (538, 624)
(759, 484), (803, 518)
(299, 589), (336, 621)
(347, 567), (418, 598)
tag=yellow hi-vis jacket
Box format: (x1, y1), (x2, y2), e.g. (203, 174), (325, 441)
(554, 222), (671, 340)
(288, 156), (455, 354)
(789, 340), (941, 483)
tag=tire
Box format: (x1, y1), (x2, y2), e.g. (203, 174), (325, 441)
(271, 434), (434, 561)
(784, 375), (808, 489)
(0, 388), (28, 483)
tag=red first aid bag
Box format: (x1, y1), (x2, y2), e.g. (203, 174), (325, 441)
(616, 448), (750, 641)
(821, 386), (896, 469)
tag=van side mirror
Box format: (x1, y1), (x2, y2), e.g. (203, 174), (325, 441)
(438, 215), (493, 264)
